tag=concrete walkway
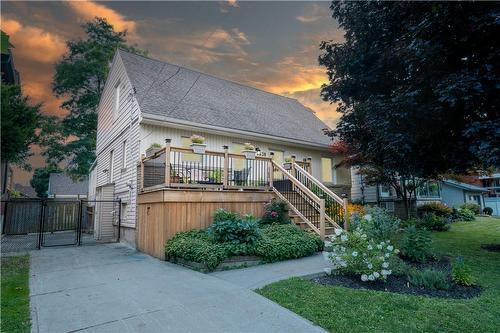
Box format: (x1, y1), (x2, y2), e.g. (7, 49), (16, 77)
(210, 253), (328, 289)
(30, 244), (325, 333)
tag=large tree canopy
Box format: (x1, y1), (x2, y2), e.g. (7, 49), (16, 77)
(42, 17), (145, 179)
(320, 2), (500, 180)
(1, 85), (41, 170)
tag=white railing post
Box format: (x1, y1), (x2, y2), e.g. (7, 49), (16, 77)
(320, 198), (326, 240)
(164, 139), (171, 187)
(223, 145), (229, 188)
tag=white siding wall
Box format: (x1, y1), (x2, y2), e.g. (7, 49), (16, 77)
(139, 123), (349, 184)
(94, 53), (140, 228)
(350, 167), (378, 203)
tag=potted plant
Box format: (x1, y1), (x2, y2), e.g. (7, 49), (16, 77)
(190, 134), (206, 154)
(170, 168), (181, 184)
(283, 156), (293, 170)
(146, 143), (162, 157)
(241, 143), (256, 159)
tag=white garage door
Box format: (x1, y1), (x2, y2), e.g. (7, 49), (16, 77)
(484, 197), (500, 216)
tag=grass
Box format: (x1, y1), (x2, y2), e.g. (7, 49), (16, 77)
(1, 255), (31, 333)
(257, 217), (500, 333)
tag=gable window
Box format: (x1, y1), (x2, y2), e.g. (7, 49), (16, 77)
(109, 150), (114, 183)
(121, 140), (127, 169)
(321, 157), (333, 183)
(114, 81), (121, 114)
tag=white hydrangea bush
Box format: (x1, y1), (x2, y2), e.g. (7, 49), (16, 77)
(328, 228), (400, 282)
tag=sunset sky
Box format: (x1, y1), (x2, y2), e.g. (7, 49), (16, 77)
(2, 1), (343, 185)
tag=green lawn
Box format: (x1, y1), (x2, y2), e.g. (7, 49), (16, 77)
(257, 217), (500, 333)
(1, 255), (31, 333)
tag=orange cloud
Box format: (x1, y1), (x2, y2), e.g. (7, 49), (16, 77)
(1, 18), (66, 64)
(65, 0), (136, 33)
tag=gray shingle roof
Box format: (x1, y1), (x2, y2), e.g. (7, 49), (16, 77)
(48, 173), (88, 196)
(118, 50), (332, 146)
(442, 179), (488, 192)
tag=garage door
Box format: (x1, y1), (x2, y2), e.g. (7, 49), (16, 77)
(484, 197), (500, 216)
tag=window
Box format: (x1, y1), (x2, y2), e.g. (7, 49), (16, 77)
(321, 158), (333, 182)
(381, 201), (395, 212)
(109, 150), (114, 183)
(181, 136), (202, 162)
(120, 202), (128, 222)
(416, 181), (440, 198)
(114, 81), (121, 113)
(121, 140), (127, 169)
(379, 184), (392, 198)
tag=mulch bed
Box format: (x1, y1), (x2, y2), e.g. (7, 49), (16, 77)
(481, 244), (500, 252)
(311, 257), (482, 299)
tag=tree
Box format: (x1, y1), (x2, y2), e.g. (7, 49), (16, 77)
(320, 2), (500, 216)
(1, 85), (41, 170)
(42, 17), (145, 179)
(30, 166), (59, 198)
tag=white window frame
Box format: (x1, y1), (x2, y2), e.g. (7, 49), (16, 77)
(379, 184), (391, 198)
(121, 140), (127, 170)
(321, 157), (333, 183)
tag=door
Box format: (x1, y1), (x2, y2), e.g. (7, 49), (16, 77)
(95, 185), (116, 241)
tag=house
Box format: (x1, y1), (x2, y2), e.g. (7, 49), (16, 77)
(480, 173), (500, 215)
(90, 49), (350, 253)
(47, 173), (88, 199)
(440, 179), (488, 211)
(12, 183), (37, 198)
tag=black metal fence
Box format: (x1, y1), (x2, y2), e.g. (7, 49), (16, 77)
(1, 199), (121, 253)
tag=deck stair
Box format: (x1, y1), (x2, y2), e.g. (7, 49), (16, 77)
(270, 160), (346, 239)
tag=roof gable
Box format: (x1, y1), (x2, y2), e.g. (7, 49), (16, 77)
(118, 50), (332, 146)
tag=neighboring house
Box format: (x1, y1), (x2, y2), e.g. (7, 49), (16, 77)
(440, 179), (488, 211)
(12, 183), (37, 198)
(47, 173), (88, 199)
(90, 49), (350, 246)
(480, 173), (500, 216)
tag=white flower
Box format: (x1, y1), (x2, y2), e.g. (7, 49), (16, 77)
(387, 270), (392, 275)
(364, 214), (373, 222)
(335, 228), (343, 236)
(368, 274), (375, 281)
(381, 269), (388, 276)
(361, 234), (367, 239)
(387, 245), (394, 251)
(382, 262), (389, 268)
(394, 249), (400, 254)
(379, 256), (385, 261)
(380, 241), (385, 246)
(341, 235), (348, 242)
(385, 253), (390, 258)
(373, 272), (380, 278)
(377, 244), (383, 250)
(367, 263), (373, 269)
(361, 274), (368, 282)
(352, 251), (358, 257)
(367, 245), (373, 250)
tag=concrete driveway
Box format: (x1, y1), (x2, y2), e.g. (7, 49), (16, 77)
(29, 244), (324, 333)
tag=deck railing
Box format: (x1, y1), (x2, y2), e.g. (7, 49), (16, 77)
(140, 141), (273, 191)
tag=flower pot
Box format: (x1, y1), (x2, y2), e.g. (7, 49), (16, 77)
(170, 175), (181, 184)
(242, 150), (256, 160)
(146, 147), (161, 157)
(283, 162), (292, 170)
(190, 143), (206, 154)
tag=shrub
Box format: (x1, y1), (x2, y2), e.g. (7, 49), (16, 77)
(190, 134), (205, 144)
(260, 198), (290, 225)
(460, 203), (480, 215)
(347, 203), (365, 217)
(328, 228), (400, 282)
(400, 226), (433, 263)
(243, 142), (255, 150)
(165, 231), (229, 270)
(407, 268), (451, 290)
(415, 213), (450, 231)
(453, 208), (476, 221)
(213, 208), (240, 223)
(255, 224), (322, 262)
(483, 207), (493, 215)
(350, 206), (400, 242)
(207, 216), (260, 244)
(452, 257), (475, 286)
(417, 202), (453, 218)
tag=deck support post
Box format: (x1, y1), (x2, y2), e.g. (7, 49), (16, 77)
(319, 198), (326, 240)
(223, 145), (229, 188)
(164, 139), (171, 187)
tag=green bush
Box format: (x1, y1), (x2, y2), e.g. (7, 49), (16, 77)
(165, 231), (229, 270)
(400, 226), (433, 263)
(415, 213), (450, 231)
(483, 207), (493, 215)
(207, 216), (260, 244)
(453, 208), (476, 221)
(350, 206), (400, 242)
(452, 257), (475, 286)
(213, 208), (240, 223)
(407, 268), (451, 290)
(460, 203), (480, 215)
(260, 198), (291, 225)
(417, 202), (453, 218)
(256, 224), (323, 262)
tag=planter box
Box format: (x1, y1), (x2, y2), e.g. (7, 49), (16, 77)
(170, 256), (263, 273)
(242, 150), (256, 160)
(146, 147), (162, 157)
(190, 143), (206, 154)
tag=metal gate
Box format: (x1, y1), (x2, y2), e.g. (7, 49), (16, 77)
(1, 199), (121, 253)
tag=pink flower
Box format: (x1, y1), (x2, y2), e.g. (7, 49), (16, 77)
(271, 211), (278, 218)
